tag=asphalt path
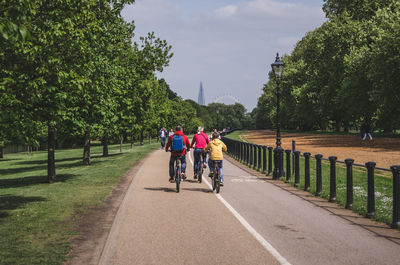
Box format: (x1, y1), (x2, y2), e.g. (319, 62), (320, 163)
(98, 149), (400, 265)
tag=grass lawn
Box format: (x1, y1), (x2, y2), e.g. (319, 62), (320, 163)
(0, 141), (159, 265)
(224, 130), (395, 226)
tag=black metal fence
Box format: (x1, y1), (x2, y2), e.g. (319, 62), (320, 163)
(221, 136), (400, 229)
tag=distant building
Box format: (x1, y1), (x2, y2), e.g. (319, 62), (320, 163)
(198, 81), (205, 105)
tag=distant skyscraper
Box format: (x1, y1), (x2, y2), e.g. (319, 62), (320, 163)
(198, 81), (205, 105)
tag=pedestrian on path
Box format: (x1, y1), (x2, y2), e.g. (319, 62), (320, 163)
(361, 121), (373, 140)
(165, 125), (191, 182)
(159, 127), (167, 149)
(168, 128), (174, 137)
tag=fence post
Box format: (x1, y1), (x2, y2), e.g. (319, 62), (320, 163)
(254, 144), (258, 169)
(294, 151), (300, 187)
(262, 146), (267, 174)
(285, 149), (291, 183)
(273, 148), (278, 179)
(329, 156), (337, 202)
(304, 152), (311, 191)
(292, 140), (296, 174)
(268, 147), (273, 175)
(366, 161), (376, 218)
(391, 165), (400, 228)
(258, 145), (262, 171)
(246, 143), (250, 165)
(345, 159), (354, 209)
(315, 154), (323, 196)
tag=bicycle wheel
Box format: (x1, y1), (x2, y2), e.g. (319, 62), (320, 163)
(215, 170), (221, 193)
(198, 164), (203, 183)
(175, 164), (180, 193)
(212, 171), (217, 191)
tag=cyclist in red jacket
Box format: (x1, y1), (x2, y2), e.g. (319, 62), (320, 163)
(191, 126), (209, 179)
(165, 125), (191, 183)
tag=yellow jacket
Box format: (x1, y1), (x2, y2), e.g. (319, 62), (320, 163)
(204, 139), (227, 160)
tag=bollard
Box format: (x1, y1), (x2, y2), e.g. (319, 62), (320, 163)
(366, 162), (376, 218)
(391, 166), (400, 228)
(268, 147), (273, 175)
(279, 148), (284, 179)
(250, 144), (254, 167)
(315, 154), (323, 196)
(254, 144), (258, 169)
(258, 145), (262, 171)
(345, 159), (354, 209)
(273, 148), (278, 179)
(262, 146), (267, 174)
(304, 152), (311, 191)
(329, 156), (337, 202)
(294, 151), (300, 187)
(292, 140), (296, 174)
(285, 150), (291, 183)
(246, 143), (250, 165)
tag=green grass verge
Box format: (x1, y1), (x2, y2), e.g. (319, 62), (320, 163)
(0, 142), (159, 265)
(224, 131), (394, 226)
(224, 130), (248, 142)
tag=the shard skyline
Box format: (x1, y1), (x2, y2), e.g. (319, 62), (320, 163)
(197, 81), (205, 105)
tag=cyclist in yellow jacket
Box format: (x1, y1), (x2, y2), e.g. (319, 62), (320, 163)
(204, 132), (227, 186)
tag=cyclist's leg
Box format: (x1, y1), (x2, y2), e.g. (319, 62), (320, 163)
(202, 152), (207, 167)
(181, 155), (187, 178)
(208, 157), (213, 173)
(193, 149), (201, 174)
(169, 156), (175, 180)
(209, 160), (215, 177)
(219, 160), (224, 182)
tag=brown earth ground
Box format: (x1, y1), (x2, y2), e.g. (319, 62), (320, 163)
(245, 130), (400, 170)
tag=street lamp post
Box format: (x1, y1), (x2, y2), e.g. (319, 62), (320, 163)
(271, 53), (285, 179)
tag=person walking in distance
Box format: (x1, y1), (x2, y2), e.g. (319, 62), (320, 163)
(158, 127), (167, 149)
(191, 127), (209, 179)
(165, 125), (191, 183)
(168, 129), (174, 137)
(204, 132), (227, 186)
(361, 121), (373, 140)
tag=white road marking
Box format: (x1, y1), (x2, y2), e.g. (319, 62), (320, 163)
(189, 153), (291, 265)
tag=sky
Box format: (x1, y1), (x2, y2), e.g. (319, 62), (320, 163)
(122, 0), (327, 112)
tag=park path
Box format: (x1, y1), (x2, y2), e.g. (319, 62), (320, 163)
(97, 149), (280, 265)
(95, 148), (400, 265)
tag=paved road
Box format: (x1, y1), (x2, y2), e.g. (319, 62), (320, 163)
(98, 149), (400, 265)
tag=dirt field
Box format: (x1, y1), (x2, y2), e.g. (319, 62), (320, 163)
(245, 130), (400, 170)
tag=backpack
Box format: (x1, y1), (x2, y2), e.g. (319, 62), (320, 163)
(171, 134), (184, 152)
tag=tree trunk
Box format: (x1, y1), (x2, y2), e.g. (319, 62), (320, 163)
(140, 131), (144, 145)
(102, 131), (109, 157)
(83, 130), (91, 165)
(120, 135), (123, 153)
(48, 125), (56, 183)
(149, 131), (151, 144)
(130, 133), (134, 149)
(0, 146), (3, 159)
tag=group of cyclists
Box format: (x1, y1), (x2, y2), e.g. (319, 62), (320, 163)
(164, 125), (227, 187)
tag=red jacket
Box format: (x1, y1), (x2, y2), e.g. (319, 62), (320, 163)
(165, 131), (191, 156)
(191, 132), (209, 149)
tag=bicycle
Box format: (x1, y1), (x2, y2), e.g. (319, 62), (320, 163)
(211, 160), (222, 193)
(168, 150), (185, 193)
(196, 158), (203, 183)
(173, 155), (184, 193)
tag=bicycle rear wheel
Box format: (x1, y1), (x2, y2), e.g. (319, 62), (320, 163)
(198, 163), (203, 183)
(215, 171), (221, 193)
(175, 164), (180, 193)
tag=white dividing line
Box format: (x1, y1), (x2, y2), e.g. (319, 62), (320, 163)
(189, 153), (291, 265)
